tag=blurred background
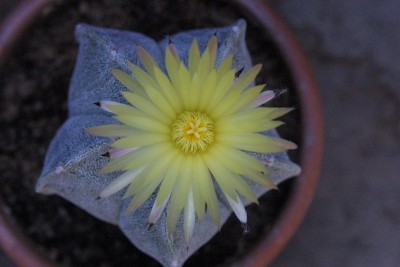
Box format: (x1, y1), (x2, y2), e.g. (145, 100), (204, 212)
(1, 0), (399, 266)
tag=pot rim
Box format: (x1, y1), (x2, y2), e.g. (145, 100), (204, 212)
(0, 0), (323, 266)
(232, 0), (324, 266)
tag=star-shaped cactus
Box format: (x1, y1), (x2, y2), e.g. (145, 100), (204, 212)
(36, 20), (300, 267)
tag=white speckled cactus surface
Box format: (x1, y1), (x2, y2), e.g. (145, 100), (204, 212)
(35, 20), (300, 267)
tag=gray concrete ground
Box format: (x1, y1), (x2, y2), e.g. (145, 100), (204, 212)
(270, 0), (400, 266)
(1, 0), (399, 266)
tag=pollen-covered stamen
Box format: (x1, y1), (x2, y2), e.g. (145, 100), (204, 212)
(171, 111), (214, 153)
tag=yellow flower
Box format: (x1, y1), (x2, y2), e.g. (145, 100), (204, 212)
(87, 36), (297, 244)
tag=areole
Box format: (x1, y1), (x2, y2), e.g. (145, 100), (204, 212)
(0, 0), (323, 266)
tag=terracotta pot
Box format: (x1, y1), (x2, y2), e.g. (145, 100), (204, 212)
(0, 0), (323, 266)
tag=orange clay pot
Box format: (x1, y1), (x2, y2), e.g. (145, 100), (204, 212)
(0, 0), (323, 266)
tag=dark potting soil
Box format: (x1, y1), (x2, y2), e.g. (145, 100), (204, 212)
(0, 0), (300, 266)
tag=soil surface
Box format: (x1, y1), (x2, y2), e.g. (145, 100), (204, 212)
(0, 0), (300, 266)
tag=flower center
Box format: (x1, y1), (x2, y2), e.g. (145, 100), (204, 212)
(171, 111), (214, 153)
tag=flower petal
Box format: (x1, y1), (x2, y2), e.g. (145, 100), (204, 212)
(226, 194), (247, 223)
(124, 150), (177, 208)
(115, 114), (170, 134)
(124, 143), (174, 171)
(230, 64), (262, 93)
(167, 157), (192, 235)
(219, 107), (273, 123)
(125, 172), (164, 214)
(205, 69), (235, 113)
(184, 190), (196, 245)
(266, 107), (295, 120)
(137, 45), (158, 77)
(217, 120), (284, 134)
(96, 100), (126, 113)
(195, 155), (220, 227)
(207, 35), (218, 70)
(86, 124), (140, 137)
(153, 66), (183, 112)
(222, 84), (265, 115)
(197, 45), (211, 82)
(191, 161), (206, 220)
(110, 68), (147, 97)
(99, 167), (146, 198)
(216, 54), (233, 79)
(177, 63), (192, 110)
(209, 86), (242, 118)
(109, 147), (137, 159)
(100, 143), (171, 174)
(165, 45), (181, 92)
(217, 133), (296, 153)
(154, 155), (183, 207)
(202, 152), (237, 200)
(197, 70), (217, 111)
(122, 92), (172, 124)
(244, 90), (275, 109)
(188, 39), (200, 76)
(100, 148), (143, 174)
(129, 61), (159, 90)
(245, 170), (277, 189)
(205, 146), (260, 204)
(149, 193), (170, 225)
(110, 134), (169, 148)
(212, 145), (267, 174)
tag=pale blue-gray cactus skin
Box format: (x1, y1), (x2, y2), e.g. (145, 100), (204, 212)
(36, 20), (300, 267)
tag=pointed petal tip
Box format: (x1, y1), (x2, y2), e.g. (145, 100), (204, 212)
(94, 100), (124, 113)
(285, 140), (298, 150)
(262, 90), (275, 100)
(135, 44), (145, 55)
(101, 151), (110, 158)
(123, 209), (131, 216)
(99, 191), (108, 199)
(244, 89), (275, 109)
(227, 195), (247, 224)
(235, 67), (244, 78)
(272, 138), (298, 150)
(167, 39), (177, 52)
(167, 35), (173, 44)
(98, 168), (108, 175)
(109, 147), (137, 159)
(149, 196), (170, 225)
(273, 183), (279, 190)
(99, 170), (137, 198)
(125, 205), (135, 215)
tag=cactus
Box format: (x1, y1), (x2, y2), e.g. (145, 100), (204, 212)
(36, 20), (300, 267)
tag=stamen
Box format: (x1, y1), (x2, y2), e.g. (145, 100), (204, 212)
(171, 111), (214, 153)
